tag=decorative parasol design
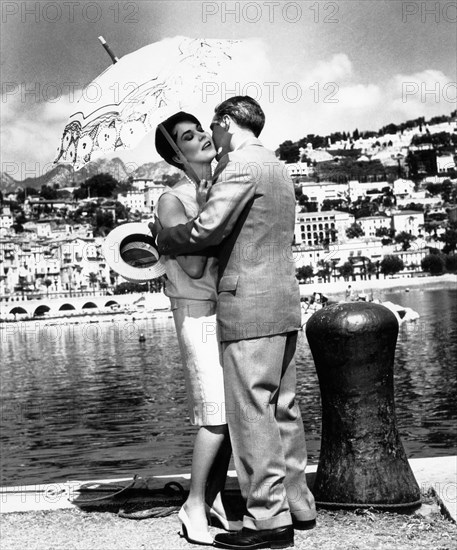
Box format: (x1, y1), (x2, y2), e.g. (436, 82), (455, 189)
(55, 36), (241, 170)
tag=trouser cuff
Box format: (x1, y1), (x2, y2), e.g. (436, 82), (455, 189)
(243, 511), (292, 530)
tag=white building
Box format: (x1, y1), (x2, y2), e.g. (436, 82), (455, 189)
(357, 215), (391, 238)
(436, 154), (456, 173)
(0, 207), (14, 236)
(118, 182), (166, 214)
(286, 162), (314, 179)
(145, 184), (167, 213)
(117, 190), (147, 213)
(299, 181), (348, 207)
(391, 210), (425, 235)
(295, 210), (354, 246)
(348, 180), (391, 202)
(393, 178), (415, 197)
(293, 238), (394, 272)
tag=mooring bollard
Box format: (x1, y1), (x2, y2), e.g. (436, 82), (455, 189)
(306, 302), (421, 509)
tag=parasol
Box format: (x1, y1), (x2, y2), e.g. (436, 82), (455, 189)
(54, 36), (242, 173)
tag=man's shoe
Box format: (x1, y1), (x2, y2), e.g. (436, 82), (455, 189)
(213, 525), (294, 549)
(292, 518), (316, 530)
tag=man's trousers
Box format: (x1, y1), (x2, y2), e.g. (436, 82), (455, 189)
(222, 331), (316, 530)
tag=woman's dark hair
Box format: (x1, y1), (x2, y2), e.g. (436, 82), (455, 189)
(213, 96), (265, 137)
(155, 111), (201, 169)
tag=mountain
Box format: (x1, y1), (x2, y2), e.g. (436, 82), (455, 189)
(0, 157), (180, 194)
(131, 161), (180, 180)
(0, 172), (20, 194)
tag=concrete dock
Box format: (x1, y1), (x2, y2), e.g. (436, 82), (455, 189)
(1, 457), (455, 521)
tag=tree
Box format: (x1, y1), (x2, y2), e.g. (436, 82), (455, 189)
(296, 265), (314, 283)
(339, 261), (354, 281)
(395, 231), (416, 251)
(316, 261), (332, 283)
(16, 187), (39, 203)
(346, 222), (365, 239)
(441, 180), (454, 203)
(380, 255), (404, 277)
(277, 140), (300, 163)
(421, 254), (445, 275)
(40, 184), (59, 200)
(43, 278), (53, 295)
(88, 272), (98, 293)
(74, 173), (118, 199)
(375, 227), (394, 245)
(440, 221), (457, 254)
(113, 281), (149, 294)
(445, 253), (457, 272)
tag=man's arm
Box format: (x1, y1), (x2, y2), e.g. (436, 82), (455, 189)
(155, 157), (256, 256)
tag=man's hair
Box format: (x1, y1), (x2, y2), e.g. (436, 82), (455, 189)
(213, 96), (265, 137)
(155, 111), (201, 169)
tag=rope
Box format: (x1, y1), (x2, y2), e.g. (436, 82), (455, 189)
(68, 475), (186, 519)
(69, 475), (139, 504)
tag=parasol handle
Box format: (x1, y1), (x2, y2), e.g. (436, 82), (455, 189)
(158, 124), (201, 185)
(98, 36), (119, 64)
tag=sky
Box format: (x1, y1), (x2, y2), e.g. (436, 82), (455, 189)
(1, 0), (456, 180)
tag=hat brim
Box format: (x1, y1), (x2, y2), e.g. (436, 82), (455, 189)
(103, 222), (166, 282)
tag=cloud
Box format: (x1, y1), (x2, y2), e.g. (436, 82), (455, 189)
(301, 53), (353, 87)
(1, 46), (455, 174)
(0, 88), (79, 178)
(261, 57), (455, 148)
(1, 37), (273, 172)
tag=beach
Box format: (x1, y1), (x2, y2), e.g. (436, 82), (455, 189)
(300, 273), (457, 298)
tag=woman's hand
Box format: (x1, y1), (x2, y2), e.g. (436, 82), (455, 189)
(148, 215), (163, 246)
(196, 179), (212, 212)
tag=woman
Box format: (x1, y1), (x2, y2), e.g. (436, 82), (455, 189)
(155, 112), (240, 545)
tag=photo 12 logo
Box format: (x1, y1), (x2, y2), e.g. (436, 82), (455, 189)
(402, 81), (457, 103)
(201, 81), (339, 105)
(1, 1), (140, 23)
(402, 1), (457, 23)
(201, 1), (340, 24)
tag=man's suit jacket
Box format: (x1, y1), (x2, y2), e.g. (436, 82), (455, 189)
(157, 137), (301, 341)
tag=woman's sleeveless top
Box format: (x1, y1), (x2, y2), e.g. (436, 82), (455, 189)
(159, 180), (218, 302)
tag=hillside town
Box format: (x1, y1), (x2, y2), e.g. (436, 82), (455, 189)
(0, 112), (456, 308)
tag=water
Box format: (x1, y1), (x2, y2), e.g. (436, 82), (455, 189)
(1, 287), (456, 487)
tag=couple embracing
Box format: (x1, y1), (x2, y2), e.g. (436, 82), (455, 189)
(151, 96), (316, 549)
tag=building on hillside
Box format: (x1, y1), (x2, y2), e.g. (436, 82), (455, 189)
(396, 193), (441, 209)
(295, 210), (354, 246)
(0, 207), (14, 233)
(392, 247), (429, 272)
(286, 162), (314, 179)
(145, 183), (167, 213)
(357, 215), (391, 238)
(118, 182), (166, 214)
(293, 238), (394, 275)
(131, 178), (156, 191)
(117, 190), (147, 213)
(391, 210), (425, 235)
(436, 154), (456, 173)
(393, 178), (415, 197)
(299, 181), (348, 207)
(347, 180), (391, 202)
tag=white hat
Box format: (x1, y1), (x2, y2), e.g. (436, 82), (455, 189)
(103, 222), (166, 282)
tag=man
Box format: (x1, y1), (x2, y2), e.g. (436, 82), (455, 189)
(151, 96), (316, 549)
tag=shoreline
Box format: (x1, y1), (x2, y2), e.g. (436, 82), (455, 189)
(300, 273), (457, 297)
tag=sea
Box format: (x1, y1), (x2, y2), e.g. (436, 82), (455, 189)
(0, 286), (456, 487)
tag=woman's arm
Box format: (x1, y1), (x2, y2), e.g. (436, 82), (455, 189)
(157, 193), (208, 279)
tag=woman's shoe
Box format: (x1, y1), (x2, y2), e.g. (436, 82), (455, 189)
(205, 503), (243, 532)
(178, 506), (213, 545)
